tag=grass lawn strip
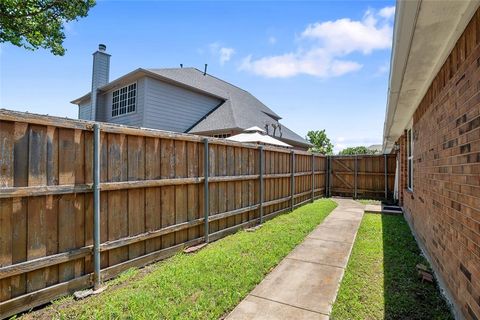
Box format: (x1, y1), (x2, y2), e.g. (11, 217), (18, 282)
(28, 199), (336, 320)
(331, 213), (453, 320)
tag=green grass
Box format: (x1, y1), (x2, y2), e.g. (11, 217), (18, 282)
(356, 199), (382, 205)
(331, 213), (453, 320)
(46, 199), (337, 320)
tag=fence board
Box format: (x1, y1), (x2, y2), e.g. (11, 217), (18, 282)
(0, 110), (395, 319)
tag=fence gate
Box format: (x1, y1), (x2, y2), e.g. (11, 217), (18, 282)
(328, 154), (396, 200)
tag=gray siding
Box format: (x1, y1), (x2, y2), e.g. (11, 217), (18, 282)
(78, 101), (92, 120)
(143, 77), (222, 132)
(101, 78), (146, 127)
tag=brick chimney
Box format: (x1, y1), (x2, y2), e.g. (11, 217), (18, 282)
(91, 44), (110, 120)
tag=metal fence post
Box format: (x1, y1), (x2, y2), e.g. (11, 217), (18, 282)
(311, 154), (315, 203)
(384, 154), (388, 200)
(93, 123), (101, 290)
(203, 138), (210, 243)
(354, 155), (358, 199)
(290, 151), (295, 211)
(259, 146), (264, 224)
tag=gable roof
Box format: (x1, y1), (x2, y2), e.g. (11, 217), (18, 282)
(71, 67), (311, 148)
(148, 68), (309, 147)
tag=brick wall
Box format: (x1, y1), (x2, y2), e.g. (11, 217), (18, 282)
(397, 9), (480, 320)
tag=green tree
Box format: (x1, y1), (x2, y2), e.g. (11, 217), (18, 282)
(0, 0), (95, 56)
(306, 130), (334, 155)
(339, 146), (378, 155)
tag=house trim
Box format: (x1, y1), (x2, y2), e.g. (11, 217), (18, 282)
(383, 0), (480, 153)
(71, 68), (226, 106)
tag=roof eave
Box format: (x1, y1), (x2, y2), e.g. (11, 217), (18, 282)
(71, 68), (228, 107)
(382, 0), (480, 153)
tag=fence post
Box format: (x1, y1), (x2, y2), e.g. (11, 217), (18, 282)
(92, 123), (101, 290)
(325, 156), (329, 197)
(384, 154), (388, 200)
(290, 151), (295, 211)
(203, 138), (210, 243)
(328, 156), (332, 197)
(259, 146), (264, 224)
(311, 154), (315, 203)
(354, 155), (358, 199)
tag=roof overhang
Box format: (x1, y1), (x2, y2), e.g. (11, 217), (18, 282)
(70, 68), (226, 106)
(383, 0), (480, 153)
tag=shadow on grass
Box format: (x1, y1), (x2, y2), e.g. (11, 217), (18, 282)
(382, 214), (453, 320)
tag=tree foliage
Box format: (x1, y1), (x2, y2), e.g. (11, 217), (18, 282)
(338, 146), (379, 155)
(306, 129), (334, 155)
(0, 0), (95, 56)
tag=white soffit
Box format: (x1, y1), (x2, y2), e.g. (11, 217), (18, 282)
(383, 0), (480, 153)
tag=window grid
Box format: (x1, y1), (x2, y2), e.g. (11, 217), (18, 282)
(213, 133), (231, 139)
(112, 83), (136, 117)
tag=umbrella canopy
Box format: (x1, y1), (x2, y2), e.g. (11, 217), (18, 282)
(227, 131), (292, 148)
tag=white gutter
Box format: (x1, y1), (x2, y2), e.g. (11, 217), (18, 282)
(382, 0), (420, 153)
(383, 0), (480, 153)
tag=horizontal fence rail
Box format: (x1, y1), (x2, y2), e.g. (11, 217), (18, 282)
(0, 109), (394, 318)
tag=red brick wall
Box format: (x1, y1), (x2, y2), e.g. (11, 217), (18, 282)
(397, 10), (480, 320)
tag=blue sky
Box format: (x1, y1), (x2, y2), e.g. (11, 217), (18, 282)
(0, 0), (395, 152)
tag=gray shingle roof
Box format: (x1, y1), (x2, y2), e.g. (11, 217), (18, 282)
(146, 68), (311, 148)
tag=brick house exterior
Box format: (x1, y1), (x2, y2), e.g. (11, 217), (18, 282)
(384, 2), (480, 319)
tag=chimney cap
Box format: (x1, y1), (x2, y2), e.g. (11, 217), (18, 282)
(98, 44), (106, 52)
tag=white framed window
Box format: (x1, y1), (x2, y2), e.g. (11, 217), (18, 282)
(213, 133), (231, 139)
(407, 128), (413, 191)
(112, 83), (136, 117)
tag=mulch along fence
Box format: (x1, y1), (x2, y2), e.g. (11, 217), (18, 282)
(0, 109), (393, 318)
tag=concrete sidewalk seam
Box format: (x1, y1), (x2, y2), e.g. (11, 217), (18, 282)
(226, 198), (364, 320)
(248, 294), (330, 317)
(284, 257), (345, 270)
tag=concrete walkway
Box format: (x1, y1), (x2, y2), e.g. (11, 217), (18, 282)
(226, 198), (364, 320)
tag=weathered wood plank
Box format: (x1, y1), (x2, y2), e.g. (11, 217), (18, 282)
(234, 147), (242, 225)
(27, 125), (47, 293)
(226, 145), (235, 228)
(208, 144), (218, 233)
(107, 133), (129, 266)
(145, 137), (162, 253)
(187, 141), (199, 240)
(127, 135), (145, 259)
(216, 144), (227, 230)
(0, 274), (92, 320)
(0, 121), (14, 302)
(175, 140), (188, 244)
(161, 139), (175, 249)
(0, 247), (92, 280)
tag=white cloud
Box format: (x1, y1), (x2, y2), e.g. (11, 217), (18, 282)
(332, 136), (381, 153)
(209, 43), (235, 65)
(379, 6), (396, 19)
(301, 10), (392, 55)
(268, 36), (277, 45)
(240, 49), (362, 78)
(219, 47), (235, 65)
(240, 6), (394, 78)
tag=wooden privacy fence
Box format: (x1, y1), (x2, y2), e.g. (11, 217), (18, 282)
(326, 155), (396, 199)
(0, 110), (395, 318)
(0, 110), (328, 318)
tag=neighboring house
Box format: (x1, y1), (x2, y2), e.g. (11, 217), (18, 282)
(383, 1), (480, 319)
(71, 45), (311, 150)
(367, 144), (382, 154)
